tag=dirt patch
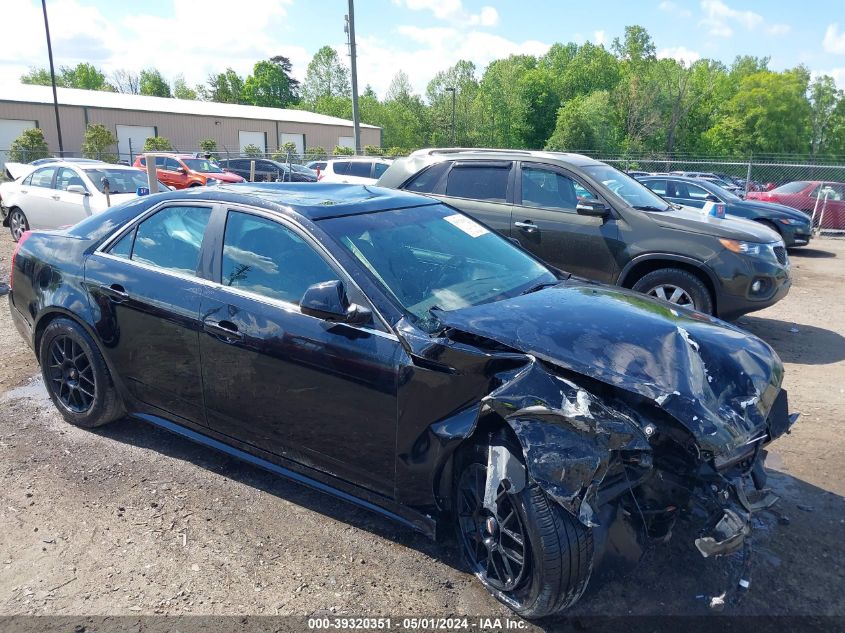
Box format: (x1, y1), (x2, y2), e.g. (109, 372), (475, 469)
(0, 236), (844, 627)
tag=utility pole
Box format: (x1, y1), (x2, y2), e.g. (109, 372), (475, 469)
(41, 0), (64, 156)
(445, 87), (456, 146)
(345, 0), (361, 154)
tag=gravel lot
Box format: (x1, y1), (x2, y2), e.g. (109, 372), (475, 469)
(0, 228), (843, 629)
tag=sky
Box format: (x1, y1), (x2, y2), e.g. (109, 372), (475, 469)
(1, 0), (844, 99)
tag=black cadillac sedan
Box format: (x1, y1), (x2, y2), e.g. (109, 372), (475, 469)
(8, 184), (797, 617)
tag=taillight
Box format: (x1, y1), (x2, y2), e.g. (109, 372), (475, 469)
(9, 230), (32, 291)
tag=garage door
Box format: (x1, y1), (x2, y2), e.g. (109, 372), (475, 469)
(0, 119), (38, 168)
(116, 125), (156, 163)
(338, 136), (355, 150)
(239, 131), (266, 155)
(279, 133), (304, 157)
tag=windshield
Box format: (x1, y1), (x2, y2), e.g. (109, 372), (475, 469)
(320, 204), (556, 333)
(703, 180), (742, 202)
(183, 159), (224, 173)
(771, 181), (810, 194)
(83, 168), (154, 194)
(582, 164), (671, 211)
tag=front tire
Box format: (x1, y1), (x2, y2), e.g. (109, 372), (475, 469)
(39, 318), (123, 428)
(632, 267), (714, 314)
(455, 443), (593, 618)
(9, 207), (28, 242)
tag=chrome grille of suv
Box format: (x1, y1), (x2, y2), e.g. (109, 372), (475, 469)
(773, 246), (787, 265)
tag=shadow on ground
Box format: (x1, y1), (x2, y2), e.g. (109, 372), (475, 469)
(787, 248), (837, 259)
(738, 316), (845, 365)
(94, 416), (845, 623)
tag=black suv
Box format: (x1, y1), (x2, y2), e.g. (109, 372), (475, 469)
(218, 158), (317, 183)
(378, 149), (791, 319)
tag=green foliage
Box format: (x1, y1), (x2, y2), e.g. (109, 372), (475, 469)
(242, 56), (300, 107)
(305, 146), (327, 161)
(302, 46), (351, 104)
(198, 138), (218, 156)
(333, 146), (355, 156)
(385, 147), (408, 157)
(139, 69), (171, 98)
(546, 91), (618, 153)
(22, 63), (114, 91)
(242, 144), (263, 157)
(272, 142), (299, 161)
(81, 124), (118, 162)
(143, 136), (173, 152)
(363, 145), (383, 156)
(8, 128), (49, 163)
(201, 69), (246, 104)
(173, 75), (198, 100)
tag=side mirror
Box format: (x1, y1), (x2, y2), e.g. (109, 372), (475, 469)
(576, 200), (610, 217)
(177, 167), (187, 175)
(300, 280), (372, 325)
(66, 184), (89, 195)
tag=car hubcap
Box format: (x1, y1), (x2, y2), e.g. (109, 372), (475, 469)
(47, 336), (95, 413)
(647, 284), (695, 309)
(457, 463), (527, 592)
(10, 212), (24, 240)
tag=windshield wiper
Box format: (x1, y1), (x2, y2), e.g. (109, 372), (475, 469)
(632, 204), (671, 212)
(520, 280), (559, 296)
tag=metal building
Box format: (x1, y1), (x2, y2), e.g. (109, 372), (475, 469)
(0, 84), (382, 166)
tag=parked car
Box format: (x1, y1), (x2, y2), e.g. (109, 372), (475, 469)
(639, 175), (812, 247)
(670, 171), (743, 194)
(7, 182), (797, 617)
(378, 149), (791, 319)
(306, 158), (392, 184)
(746, 181), (845, 230)
(0, 162), (167, 241)
(132, 154), (246, 189)
(217, 158), (317, 182)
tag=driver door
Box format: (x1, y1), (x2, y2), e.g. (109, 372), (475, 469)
(52, 167), (93, 226)
(198, 207), (401, 495)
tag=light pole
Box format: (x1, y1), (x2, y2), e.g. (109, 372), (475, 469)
(345, 0), (361, 154)
(41, 0), (63, 156)
(445, 86), (456, 146)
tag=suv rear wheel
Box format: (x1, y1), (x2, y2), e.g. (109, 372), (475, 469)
(632, 268), (714, 314)
(455, 442), (593, 618)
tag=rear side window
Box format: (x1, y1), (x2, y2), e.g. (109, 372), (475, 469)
(403, 162), (449, 194)
(445, 164), (511, 202)
(644, 179), (668, 195)
(126, 206), (212, 276)
(686, 183), (711, 200)
(221, 211), (336, 304)
(347, 162), (372, 178)
(30, 167), (56, 188)
(373, 162), (389, 178)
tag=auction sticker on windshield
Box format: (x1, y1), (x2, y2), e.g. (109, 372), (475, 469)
(444, 214), (489, 238)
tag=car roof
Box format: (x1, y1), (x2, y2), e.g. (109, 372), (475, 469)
(406, 148), (604, 168)
(154, 183), (439, 220)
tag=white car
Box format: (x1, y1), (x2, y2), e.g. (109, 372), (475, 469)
(1, 162), (161, 241)
(306, 158), (392, 185)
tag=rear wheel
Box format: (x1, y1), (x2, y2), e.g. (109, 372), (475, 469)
(455, 442), (593, 618)
(39, 318), (123, 428)
(632, 267), (714, 315)
(9, 207), (28, 242)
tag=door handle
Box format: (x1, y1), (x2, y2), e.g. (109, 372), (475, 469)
(51, 195), (61, 200)
(204, 320), (244, 342)
(100, 283), (129, 303)
(514, 220), (539, 233)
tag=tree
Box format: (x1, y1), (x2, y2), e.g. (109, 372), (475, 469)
(242, 144), (263, 157)
(173, 75), (198, 100)
(143, 136), (173, 152)
(140, 69), (171, 98)
(545, 91), (620, 153)
(201, 69), (245, 104)
(20, 67), (54, 86)
(475, 55), (536, 148)
(242, 56), (300, 107)
(199, 138), (218, 156)
(8, 128), (49, 163)
(302, 46), (351, 104)
(22, 63), (114, 91)
(112, 69), (140, 94)
(382, 73), (430, 150)
(81, 124), (118, 162)
(808, 75), (843, 156)
(427, 60), (480, 146)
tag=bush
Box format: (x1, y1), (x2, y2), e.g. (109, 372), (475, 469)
(198, 138), (218, 156)
(363, 145), (383, 156)
(386, 147), (409, 157)
(9, 128), (49, 163)
(333, 145), (355, 156)
(143, 136), (173, 152)
(272, 142), (298, 162)
(305, 146), (327, 161)
(242, 144), (263, 158)
(81, 124), (118, 162)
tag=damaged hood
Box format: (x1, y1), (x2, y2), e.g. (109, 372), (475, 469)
(434, 282), (784, 457)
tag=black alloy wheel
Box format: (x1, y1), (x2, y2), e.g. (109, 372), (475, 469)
(457, 462), (529, 592)
(46, 335), (96, 414)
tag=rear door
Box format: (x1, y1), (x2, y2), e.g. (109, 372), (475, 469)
(85, 202), (214, 425)
(18, 166), (58, 229)
(510, 162), (621, 282)
(197, 207), (401, 494)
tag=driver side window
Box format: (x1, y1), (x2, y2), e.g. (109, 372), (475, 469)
(520, 166), (578, 212)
